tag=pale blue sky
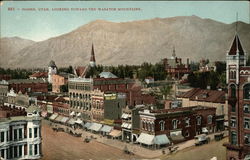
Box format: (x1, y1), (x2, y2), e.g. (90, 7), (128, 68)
(0, 1), (249, 41)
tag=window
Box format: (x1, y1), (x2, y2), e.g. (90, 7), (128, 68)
(29, 144), (33, 156)
(172, 119), (178, 129)
(34, 144), (38, 155)
(19, 145), (22, 157)
(244, 104), (250, 113)
(196, 116), (202, 125)
(185, 131), (189, 137)
(231, 131), (237, 145)
(207, 115), (213, 124)
(230, 84), (236, 98)
(231, 117), (236, 127)
(244, 118), (250, 129)
(159, 121), (165, 131)
(34, 128), (38, 138)
(19, 128), (22, 139)
(14, 129), (18, 140)
(29, 128), (32, 138)
(0, 132), (4, 142)
(245, 134), (250, 145)
(185, 117), (190, 127)
(147, 122), (151, 131)
(14, 146), (18, 158)
(231, 103), (236, 112)
(1, 149), (4, 158)
(244, 84), (250, 99)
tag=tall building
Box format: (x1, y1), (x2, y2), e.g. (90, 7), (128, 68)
(0, 105), (42, 159)
(89, 44), (96, 68)
(224, 33), (250, 159)
(162, 46), (190, 79)
(48, 60), (57, 83)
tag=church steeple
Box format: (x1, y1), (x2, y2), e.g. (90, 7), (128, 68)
(89, 43), (96, 67)
(171, 46), (176, 59)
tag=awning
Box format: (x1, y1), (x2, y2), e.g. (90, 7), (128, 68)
(70, 111), (75, 116)
(122, 113), (129, 119)
(244, 155), (250, 160)
(136, 133), (155, 145)
(67, 118), (75, 125)
(109, 130), (122, 137)
(75, 118), (83, 124)
(122, 123), (132, 129)
(170, 134), (185, 141)
(61, 117), (69, 123)
(77, 112), (81, 117)
(49, 113), (58, 120)
(89, 123), (102, 132)
(100, 125), (113, 133)
(202, 127), (208, 133)
(41, 111), (48, 117)
(84, 122), (92, 129)
(55, 115), (64, 122)
(154, 134), (170, 145)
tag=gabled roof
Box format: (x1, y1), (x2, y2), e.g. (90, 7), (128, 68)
(99, 72), (118, 78)
(228, 34), (245, 55)
(29, 72), (48, 78)
(179, 88), (226, 103)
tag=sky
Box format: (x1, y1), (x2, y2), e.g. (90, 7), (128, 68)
(0, 1), (249, 41)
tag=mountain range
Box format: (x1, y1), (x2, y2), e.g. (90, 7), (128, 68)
(1, 16), (250, 68)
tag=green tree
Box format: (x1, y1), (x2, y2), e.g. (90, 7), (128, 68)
(160, 84), (172, 100)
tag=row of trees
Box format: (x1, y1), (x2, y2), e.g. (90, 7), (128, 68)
(0, 68), (32, 79)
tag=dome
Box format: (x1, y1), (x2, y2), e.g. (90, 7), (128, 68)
(48, 60), (57, 67)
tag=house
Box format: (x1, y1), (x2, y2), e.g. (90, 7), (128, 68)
(178, 88), (228, 131)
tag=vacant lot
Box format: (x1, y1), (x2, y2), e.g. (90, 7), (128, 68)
(41, 120), (140, 160)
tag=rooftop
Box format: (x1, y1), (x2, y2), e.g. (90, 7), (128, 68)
(8, 78), (47, 84)
(99, 72), (118, 78)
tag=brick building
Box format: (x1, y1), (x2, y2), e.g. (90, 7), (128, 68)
(178, 88), (228, 131)
(29, 72), (48, 80)
(8, 79), (48, 93)
(162, 47), (190, 79)
(52, 73), (68, 93)
(223, 34), (250, 159)
(137, 106), (216, 146)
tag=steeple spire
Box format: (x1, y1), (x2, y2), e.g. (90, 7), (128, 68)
(89, 43), (96, 67)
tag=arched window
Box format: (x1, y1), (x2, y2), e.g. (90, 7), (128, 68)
(244, 84), (250, 99)
(80, 94), (82, 99)
(172, 119), (178, 129)
(196, 116), (202, 125)
(73, 93), (75, 98)
(159, 121), (165, 131)
(207, 115), (213, 124)
(230, 84), (236, 98)
(147, 122), (151, 131)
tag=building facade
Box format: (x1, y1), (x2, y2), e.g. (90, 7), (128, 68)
(224, 34), (250, 159)
(8, 79), (48, 94)
(48, 60), (57, 84)
(162, 47), (190, 79)
(52, 73), (68, 93)
(138, 106), (216, 144)
(0, 80), (8, 106)
(0, 105), (42, 159)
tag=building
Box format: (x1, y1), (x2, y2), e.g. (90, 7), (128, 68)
(162, 47), (190, 79)
(48, 60), (57, 84)
(103, 92), (126, 121)
(178, 88), (228, 131)
(91, 89), (104, 122)
(0, 75), (11, 81)
(199, 59), (216, 72)
(4, 89), (30, 110)
(0, 80), (8, 106)
(8, 79), (48, 93)
(223, 33), (250, 159)
(29, 72), (48, 80)
(136, 106), (216, 147)
(0, 105), (42, 159)
(52, 73), (69, 93)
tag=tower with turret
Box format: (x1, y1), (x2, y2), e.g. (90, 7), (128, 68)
(48, 60), (57, 83)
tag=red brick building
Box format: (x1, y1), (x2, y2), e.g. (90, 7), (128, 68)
(8, 79), (48, 93)
(162, 47), (190, 79)
(138, 106), (216, 144)
(224, 34), (250, 159)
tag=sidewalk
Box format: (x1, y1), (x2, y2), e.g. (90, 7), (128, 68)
(48, 120), (228, 159)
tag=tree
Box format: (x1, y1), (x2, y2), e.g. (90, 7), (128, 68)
(160, 84), (172, 100)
